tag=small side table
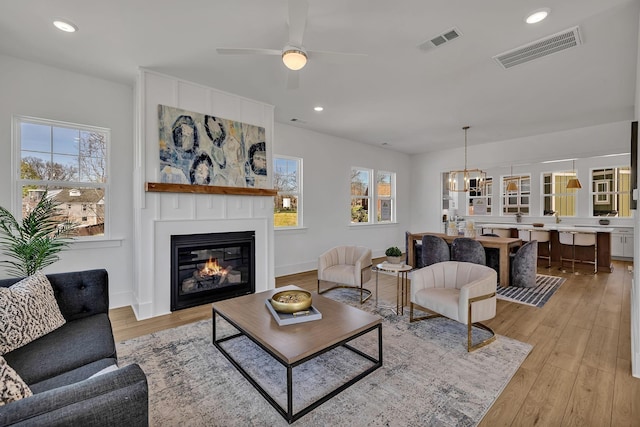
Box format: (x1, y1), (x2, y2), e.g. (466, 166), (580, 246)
(375, 263), (412, 315)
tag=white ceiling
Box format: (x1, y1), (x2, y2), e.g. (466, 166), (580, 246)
(0, 0), (638, 154)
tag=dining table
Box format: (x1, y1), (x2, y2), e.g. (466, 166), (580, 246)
(407, 232), (523, 287)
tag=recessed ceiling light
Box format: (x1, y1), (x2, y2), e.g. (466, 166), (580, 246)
(525, 8), (550, 24)
(53, 19), (78, 33)
(314, 106), (324, 112)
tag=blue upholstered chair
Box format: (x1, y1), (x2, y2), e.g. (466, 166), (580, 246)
(421, 235), (450, 266)
(451, 237), (486, 266)
(510, 240), (538, 287)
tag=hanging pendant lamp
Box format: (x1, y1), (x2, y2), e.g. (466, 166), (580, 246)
(566, 159), (582, 189)
(506, 164), (518, 191)
(448, 126), (486, 192)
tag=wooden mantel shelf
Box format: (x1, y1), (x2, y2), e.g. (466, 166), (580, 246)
(145, 182), (278, 196)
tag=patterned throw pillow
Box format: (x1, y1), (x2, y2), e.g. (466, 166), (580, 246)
(0, 355), (32, 405)
(0, 271), (66, 355)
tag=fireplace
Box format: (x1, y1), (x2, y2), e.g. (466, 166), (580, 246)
(170, 231), (255, 311)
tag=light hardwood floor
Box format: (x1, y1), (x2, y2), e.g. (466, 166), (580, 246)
(110, 259), (640, 426)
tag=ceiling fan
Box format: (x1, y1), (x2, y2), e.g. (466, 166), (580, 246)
(216, 0), (365, 89)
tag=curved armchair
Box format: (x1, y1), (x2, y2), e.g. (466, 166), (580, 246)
(318, 246), (372, 303)
(410, 261), (497, 351)
(510, 240), (538, 287)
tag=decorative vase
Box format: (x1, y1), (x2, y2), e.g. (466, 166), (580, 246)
(387, 256), (404, 265)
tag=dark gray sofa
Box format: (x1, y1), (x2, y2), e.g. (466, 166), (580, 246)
(0, 269), (148, 426)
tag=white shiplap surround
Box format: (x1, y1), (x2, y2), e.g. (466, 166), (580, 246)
(132, 70), (275, 319)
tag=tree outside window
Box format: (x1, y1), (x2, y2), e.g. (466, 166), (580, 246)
(273, 156), (302, 228)
(351, 168), (371, 223)
(17, 117), (108, 238)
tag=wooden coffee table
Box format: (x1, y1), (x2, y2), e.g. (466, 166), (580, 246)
(212, 285), (382, 424)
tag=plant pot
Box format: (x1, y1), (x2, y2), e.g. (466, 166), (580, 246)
(387, 256), (404, 264)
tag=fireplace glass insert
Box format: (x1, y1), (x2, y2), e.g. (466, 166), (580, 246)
(171, 231), (255, 311)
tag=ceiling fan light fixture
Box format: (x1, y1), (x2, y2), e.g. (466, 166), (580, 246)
(525, 8), (550, 24)
(282, 48), (307, 70)
(53, 19), (78, 33)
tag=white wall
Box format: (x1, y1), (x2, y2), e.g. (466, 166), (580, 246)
(0, 54), (135, 307)
(273, 123), (412, 276)
(410, 121), (632, 233)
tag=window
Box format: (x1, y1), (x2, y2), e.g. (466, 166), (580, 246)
(376, 171), (396, 222)
(542, 171), (577, 216)
(273, 156), (302, 228)
(351, 167), (371, 223)
(591, 167), (631, 217)
(502, 174), (530, 215)
(468, 177), (492, 215)
(15, 116), (108, 238)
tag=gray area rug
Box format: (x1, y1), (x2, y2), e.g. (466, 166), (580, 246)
(117, 290), (532, 426)
(496, 274), (565, 308)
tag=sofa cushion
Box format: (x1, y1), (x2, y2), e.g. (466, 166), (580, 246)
(29, 358), (117, 394)
(3, 313), (116, 385)
(1, 355), (32, 405)
(0, 271), (66, 355)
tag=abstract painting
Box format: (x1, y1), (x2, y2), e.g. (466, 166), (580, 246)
(158, 104), (267, 188)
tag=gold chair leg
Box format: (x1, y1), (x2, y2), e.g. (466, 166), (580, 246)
(467, 292), (497, 352)
(467, 322), (496, 352)
(409, 303), (442, 322)
(317, 280), (372, 303)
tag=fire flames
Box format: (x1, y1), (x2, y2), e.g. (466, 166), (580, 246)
(200, 257), (222, 276)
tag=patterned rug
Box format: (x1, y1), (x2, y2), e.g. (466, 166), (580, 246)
(117, 290), (532, 426)
(496, 274), (565, 308)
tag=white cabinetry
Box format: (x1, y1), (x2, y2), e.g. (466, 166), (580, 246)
(611, 228), (634, 259)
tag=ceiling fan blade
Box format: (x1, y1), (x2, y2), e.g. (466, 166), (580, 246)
(288, 0), (308, 46)
(307, 49), (367, 58)
(216, 48), (281, 55)
(286, 70), (299, 90)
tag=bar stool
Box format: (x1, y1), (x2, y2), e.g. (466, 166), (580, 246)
(518, 229), (551, 268)
(559, 231), (597, 274)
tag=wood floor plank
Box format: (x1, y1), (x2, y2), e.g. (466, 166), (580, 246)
(546, 324), (591, 373)
(562, 364), (614, 426)
(511, 364), (577, 426)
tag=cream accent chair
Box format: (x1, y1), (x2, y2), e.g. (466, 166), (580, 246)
(410, 261), (497, 351)
(318, 246), (373, 303)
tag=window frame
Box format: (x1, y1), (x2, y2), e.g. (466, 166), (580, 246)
(541, 170), (578, 217)
(350, 167), (373, 224)
(501, 174), (530, 216)
(376, 170), (396, 223)
(590, 166), (631, 217)
(273, 155), (303, 229)
(467, 177), (492, 216)
(13, 115), (111, 240)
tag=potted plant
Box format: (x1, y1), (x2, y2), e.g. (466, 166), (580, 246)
(385, 246), (404, 264)
(0, 190), (77, 277)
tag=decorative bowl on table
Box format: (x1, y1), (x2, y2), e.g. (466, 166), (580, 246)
(532, 223), (544, 227)
(270, 290), (312, 314)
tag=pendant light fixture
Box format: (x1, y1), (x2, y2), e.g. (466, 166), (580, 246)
(448, 126), (486, 192)
(506, 165), (518, 191)
(566, 159), (582, 189)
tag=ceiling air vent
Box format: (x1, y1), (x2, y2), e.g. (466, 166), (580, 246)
(418, 27), (462, 51)
(493, 26), (582, 69)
